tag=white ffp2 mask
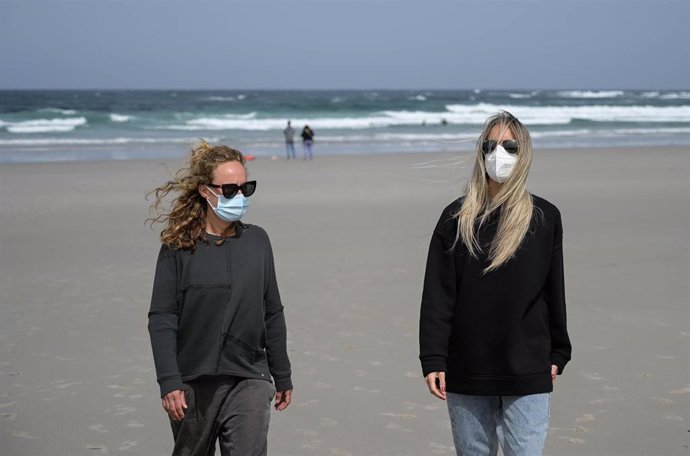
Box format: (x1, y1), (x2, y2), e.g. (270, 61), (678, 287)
(484, 145), (517, 183)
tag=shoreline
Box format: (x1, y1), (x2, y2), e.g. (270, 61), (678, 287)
(0, 144), (687, 166)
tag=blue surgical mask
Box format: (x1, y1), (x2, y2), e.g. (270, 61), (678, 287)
(206, 186), (249, 222)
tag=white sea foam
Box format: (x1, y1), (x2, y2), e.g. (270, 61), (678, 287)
(150, 102), (690, 132)
(109, 114), (131, 123)
(206, 96), (238, 102)
(3, 117), (87, 133)
(308, 127), (690, 144)
(409, 95), (427, 101)
(557, 90), (625, 98)
(205, 94), (247, 102)
(0, 136), (220, 146)
(317, 132), (477, 143)
(445, 103), (690, 124)
(39, 108), (78, 115)
(659, 91), (690, 100)
(160, 115), (403, 131)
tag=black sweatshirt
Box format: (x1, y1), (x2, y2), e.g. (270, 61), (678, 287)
(419, 195), (571, 396)
(148, 224), (292, 397)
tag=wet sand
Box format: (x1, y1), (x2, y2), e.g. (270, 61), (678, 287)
(0, 146), (688, 455)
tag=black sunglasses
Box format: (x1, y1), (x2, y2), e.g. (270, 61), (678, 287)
(207, 180), (257, 199)
(482, 140), (519, 155)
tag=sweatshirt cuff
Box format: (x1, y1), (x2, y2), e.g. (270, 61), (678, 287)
(551, 353), (569, 375)
(420, 355), (447, 377)
(273, 375), (293, 392)
(159, 375), (184, 398)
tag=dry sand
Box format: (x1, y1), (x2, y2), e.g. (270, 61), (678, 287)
(0, 146), (688, 455)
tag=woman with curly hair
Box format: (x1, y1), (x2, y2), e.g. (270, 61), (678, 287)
(147, 141), (292, 456)
(419, 112), (572, 456)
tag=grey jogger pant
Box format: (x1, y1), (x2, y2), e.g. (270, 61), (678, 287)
(169, 377), (276, 456)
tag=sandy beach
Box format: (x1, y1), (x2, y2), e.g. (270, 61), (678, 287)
(0, 146), (688, 456)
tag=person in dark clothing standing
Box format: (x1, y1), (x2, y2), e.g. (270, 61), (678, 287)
(419, 111), (571, 456)
(147, 140), (293, 456)
(301, 125), (314, 160)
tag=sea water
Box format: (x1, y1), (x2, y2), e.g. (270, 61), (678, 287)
(0, 90), (688, 163)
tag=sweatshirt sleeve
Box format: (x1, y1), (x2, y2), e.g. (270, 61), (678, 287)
(147, 244), (184, 397)
(263, 236), (293, 392)
(545, 209), (572, 374)
(419, 211), (458, 377)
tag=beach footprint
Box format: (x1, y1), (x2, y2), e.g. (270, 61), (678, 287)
(353, 386), (380, 394)
(118, 441), (137, 452)
(86, 444), (109, 455)
(0, 412), (17, 421)
(11, 430), (37, 440)
(89, 423), (108, 433)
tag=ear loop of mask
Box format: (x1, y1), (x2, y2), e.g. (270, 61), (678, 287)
(204, 185), (218, 208)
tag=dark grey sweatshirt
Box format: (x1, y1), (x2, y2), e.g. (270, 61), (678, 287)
(148, 224), (292, 397)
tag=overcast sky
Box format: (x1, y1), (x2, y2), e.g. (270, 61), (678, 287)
(1, 0), (688, 90)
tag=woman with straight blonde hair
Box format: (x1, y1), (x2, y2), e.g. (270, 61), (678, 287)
(419, 112), (571, 456)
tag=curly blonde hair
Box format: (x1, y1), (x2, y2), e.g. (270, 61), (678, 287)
(146, 140), (246, 250)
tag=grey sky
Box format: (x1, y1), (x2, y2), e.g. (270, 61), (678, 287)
(1, 0), (687, 90)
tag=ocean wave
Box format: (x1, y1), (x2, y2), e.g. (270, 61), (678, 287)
(444, 103), (690, 124)
(317, 132), (477, 143)
(409, 95), (427, 101)
(659, 91), (690, 100)
(641, 91), (660, 98)
(2, 117), (87, 133)
(557, 90), (625, 98)
(301, 127), (690, 144)
(158, 113), (446, 131)
(205, 96), (238, 102)
(109, 113), (131, 123)
(38, 108), (78, 115)
(161, 115), (389, 131)
(149, 102), (690, 132)
(204, 94), (247, 102)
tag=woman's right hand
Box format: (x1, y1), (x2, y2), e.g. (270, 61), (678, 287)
(162, 389), (187, 421)
(425, 372), (446, 400)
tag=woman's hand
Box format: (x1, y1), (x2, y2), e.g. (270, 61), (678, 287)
(425, 372), (446, 400)
(551, 365), (559, 381)
(162, 389), (187, 421)
(275, 389), (292, 411)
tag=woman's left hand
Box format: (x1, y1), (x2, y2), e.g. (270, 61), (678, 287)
(551, 365), (558, 381)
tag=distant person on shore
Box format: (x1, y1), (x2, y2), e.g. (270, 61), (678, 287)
(283, 120), (296, 160)
(301, 125), (314, 160)
(419, 111), (571, 456)
(146, 140), (293, 455)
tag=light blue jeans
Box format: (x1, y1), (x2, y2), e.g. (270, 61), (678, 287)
(446, 393), (550, 456)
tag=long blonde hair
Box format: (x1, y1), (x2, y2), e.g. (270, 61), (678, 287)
(146, 140), (246, 250)
(454, 111), (535, 273)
